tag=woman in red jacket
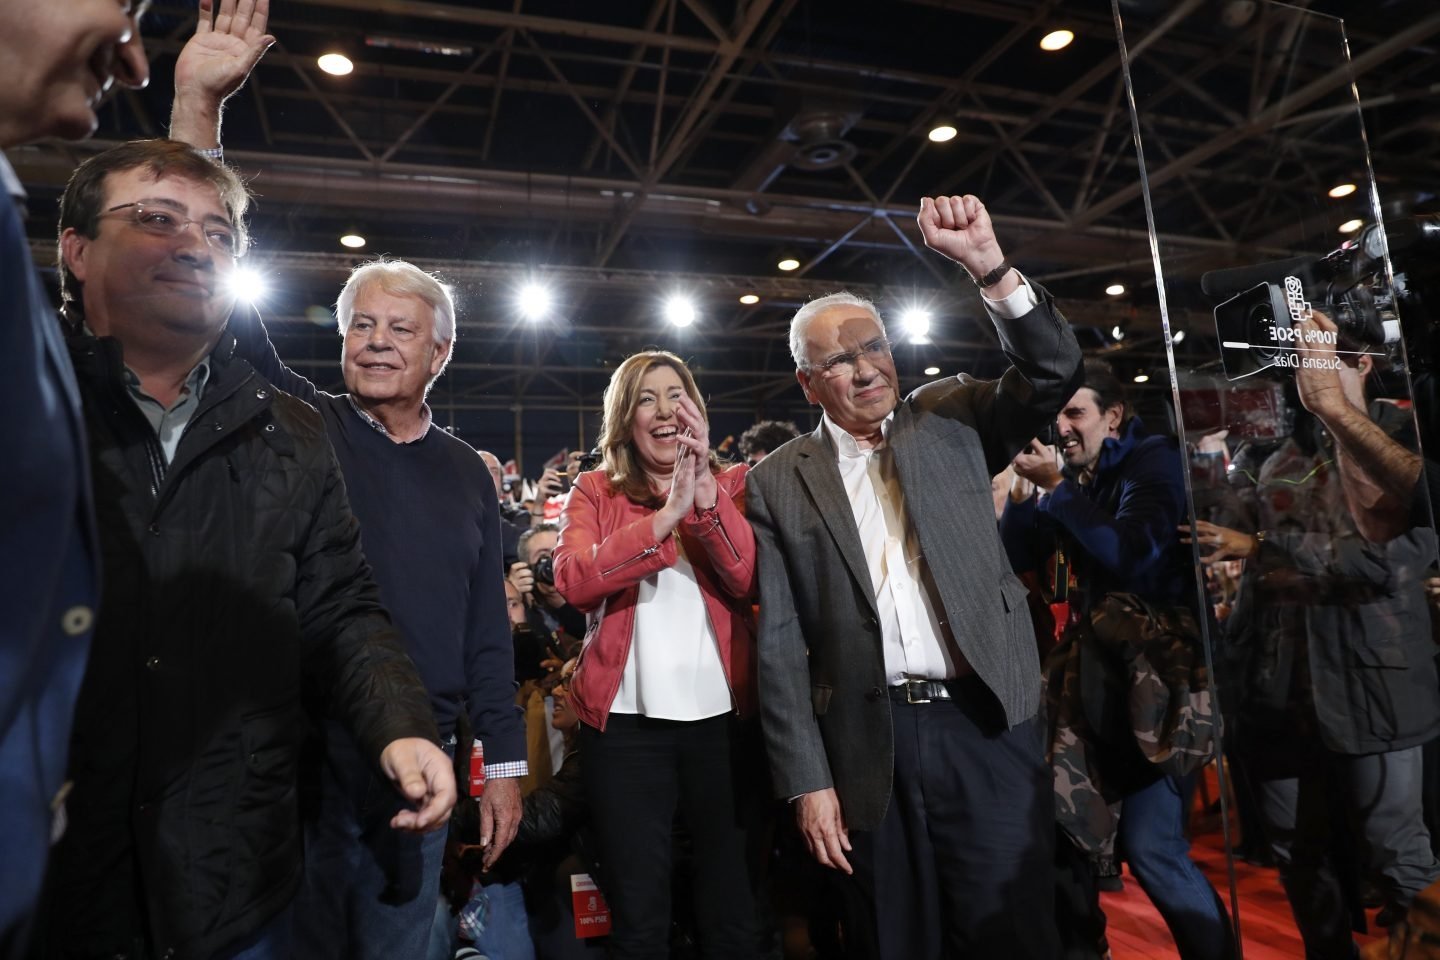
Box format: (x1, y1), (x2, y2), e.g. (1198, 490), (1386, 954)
(553, 349), (761, 959)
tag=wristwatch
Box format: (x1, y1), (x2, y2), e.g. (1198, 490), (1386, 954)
(973, 259), (1012, 289)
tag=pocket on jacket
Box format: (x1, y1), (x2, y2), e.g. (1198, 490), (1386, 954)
(811, 683), (833, 717)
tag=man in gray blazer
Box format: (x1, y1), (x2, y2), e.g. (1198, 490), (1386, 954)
(747, 194), (1081, 959)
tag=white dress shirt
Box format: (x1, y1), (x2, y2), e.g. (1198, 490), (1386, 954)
(824, 273), (1040, 685)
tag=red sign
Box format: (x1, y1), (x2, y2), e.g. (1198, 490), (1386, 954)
(468, 739), (485, 798)
(570, 873), (611, 939)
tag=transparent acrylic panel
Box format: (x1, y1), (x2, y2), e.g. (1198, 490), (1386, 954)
(1116, 0), (1440, 953)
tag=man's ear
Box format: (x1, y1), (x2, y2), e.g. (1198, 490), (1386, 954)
(430, 338), (454, 378)
(796, 368), (817, 405)
(59, 228), (90, 283)
(1105, 403), (1125, 434)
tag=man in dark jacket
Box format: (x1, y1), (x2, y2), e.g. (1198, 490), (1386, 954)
(34, 139), (454, 960)
(1003, 359), (1234, 960)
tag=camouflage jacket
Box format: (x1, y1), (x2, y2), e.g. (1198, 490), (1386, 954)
(1047, 592), (1218, 853)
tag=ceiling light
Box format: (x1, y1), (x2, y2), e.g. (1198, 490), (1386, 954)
(923, 366), (941, 376)
(1133, 372), (1150, 383)
(317, 53), (354, 76)
(1172, 329), (1186, 344)
(1105, 283), (1126, 296)
(1111, 325), (1125, 340)
(518, 283), (552, 321)
(665, 295), (696, 328)
(1339, 218), (1364, 234)
(1328, 182), (1357, 198)
(901, 308), (932, 343)
(928, 124), (958, 143)
(1040, 29), (1075, 51)
(339, 233), (366, 249)
(777, 257), (801, 272)
(227, 266), (268, 304)
(738, 294), (759, 305)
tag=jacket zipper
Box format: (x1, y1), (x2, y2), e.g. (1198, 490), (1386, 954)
(705, 511), (741, 564)
(600, 544), (660, 577)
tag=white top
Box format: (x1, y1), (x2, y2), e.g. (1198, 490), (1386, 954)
(611, 547), (732, 721)
(824, 272), (1041, 686)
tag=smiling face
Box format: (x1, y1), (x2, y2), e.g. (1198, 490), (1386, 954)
(629, 363), (689, 477)
(0, 0), (150, 145)
(61, 167), (237, 354)
(795, 305), (898, 439)
(1056, 387), (1123, 474)
(341, 284), (451, 410)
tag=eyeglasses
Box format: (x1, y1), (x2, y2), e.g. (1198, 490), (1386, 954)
(99, 202), (247, 258)
(808, 336), (891, 379)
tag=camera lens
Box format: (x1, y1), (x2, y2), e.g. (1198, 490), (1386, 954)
(534, 555), (555, 586)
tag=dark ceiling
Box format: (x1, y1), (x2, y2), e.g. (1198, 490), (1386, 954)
(11, 0), (1440, 468)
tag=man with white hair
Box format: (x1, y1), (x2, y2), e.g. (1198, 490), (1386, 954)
(228, 260), (526, 957)
(747, 195), (1082, 958)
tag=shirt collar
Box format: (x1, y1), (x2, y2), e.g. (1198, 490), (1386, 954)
(346, 394), (433, 444)
(122, 355), (211, 405)
(821, 410), (894, 460)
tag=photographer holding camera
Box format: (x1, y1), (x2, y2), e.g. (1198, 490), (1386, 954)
(511, 522), (588, 645)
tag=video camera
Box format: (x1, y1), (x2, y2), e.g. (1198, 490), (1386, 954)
(1202, 215), (1439, 382)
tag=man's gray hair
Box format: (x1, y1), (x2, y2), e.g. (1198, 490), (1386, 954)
(335, 258), (457, 389)
(788, 292), (885, 368)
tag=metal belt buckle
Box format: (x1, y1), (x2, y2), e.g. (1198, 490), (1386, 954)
(905, 680), (931, 704)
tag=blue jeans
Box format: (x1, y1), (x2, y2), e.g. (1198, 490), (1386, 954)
(1118, 773), (1235, 960)
(473, 879), (536, 960)
(217, 907), (293, 960)
(290, 720), (455, 959)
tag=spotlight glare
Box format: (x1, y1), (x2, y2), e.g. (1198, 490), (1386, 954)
(665, 296), (697, 328)
(928, 124), (957, 143)
(227, 266), (267, 304)
(738, 294), (760, 305)
(518, 283), (552, 321)
(1133, 372), (1150, 383)
(317, 53), (354, 76)
(1040, 29), (1075, 51)
(901, 308), (932, 343)
(1172, 329), (1186, 344)
(1111, 325), (1125, 340)
(1339, 218), (1364, 234)
(777, 257), (801, 272)
(1105, 283), (1126, 296)
(1328, 182), (1357, 198)
(923, 366), (941, 376)
(339, 233), (366, 249)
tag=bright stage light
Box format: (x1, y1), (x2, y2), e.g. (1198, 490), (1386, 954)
(777, 257), (800, 272)
(1328, 183), (1357, 199)
(1172, 329), (1186, 344)
(317, 53), (354, 76)
(1112, 325), (1125, 340)
(1105, 283), (1126, 296)
(228, 266), (268, 304)
(901, 308), (931, 343)
(739, 294), (759, 305)
(1040, 29), (1074, 51)
(1133, 372), (1150, 383)
(924, 366), (941, 376)
(1339, 218), (1364, 234)
(339, 233), (366, 249)
(665, 296), (697, 328)
(928, 124), (957, 143)
(518, 283), (552, 321)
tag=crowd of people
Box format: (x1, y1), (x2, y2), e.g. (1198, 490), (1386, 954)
(8, 4), (1440, 960)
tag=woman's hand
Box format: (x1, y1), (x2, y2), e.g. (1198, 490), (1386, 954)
(673, 396), (717, 511)
(653, 433), (696, 540)
(1179, 519), (1259, 563)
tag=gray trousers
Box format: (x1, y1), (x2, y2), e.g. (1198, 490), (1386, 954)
(1257, 744), (1439, 960)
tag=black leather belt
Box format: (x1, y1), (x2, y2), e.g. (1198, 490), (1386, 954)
(889, 678), (955, 704)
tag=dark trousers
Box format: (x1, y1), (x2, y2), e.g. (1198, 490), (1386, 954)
(1256, 744), (1439, 959)
(577, 713), (762, 960)
(847, 677), (1059, 960)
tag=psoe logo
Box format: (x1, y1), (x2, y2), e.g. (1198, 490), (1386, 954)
(1284, 275), (1311, 325)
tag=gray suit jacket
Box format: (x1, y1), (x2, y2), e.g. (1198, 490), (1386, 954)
(747, 288), (1081, 830)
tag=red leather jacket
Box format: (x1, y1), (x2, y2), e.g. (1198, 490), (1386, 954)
(553, 464), (758, 731)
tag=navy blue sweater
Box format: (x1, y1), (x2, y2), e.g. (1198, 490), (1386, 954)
(1000, 417), (1193, 617)
(232, 313), (523, 763)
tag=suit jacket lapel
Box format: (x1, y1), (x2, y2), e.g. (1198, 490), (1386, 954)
(795, 426), (881, 620)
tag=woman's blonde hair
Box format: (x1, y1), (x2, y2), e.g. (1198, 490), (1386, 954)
(598, 350), (717, 506)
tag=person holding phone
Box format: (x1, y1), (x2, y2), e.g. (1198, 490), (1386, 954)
(552, 350), (763, 959)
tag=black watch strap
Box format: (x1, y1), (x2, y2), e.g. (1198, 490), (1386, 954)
(973, 259), (1013, 289)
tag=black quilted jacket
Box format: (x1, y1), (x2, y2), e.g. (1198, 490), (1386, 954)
(46, 332), (438, 960)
